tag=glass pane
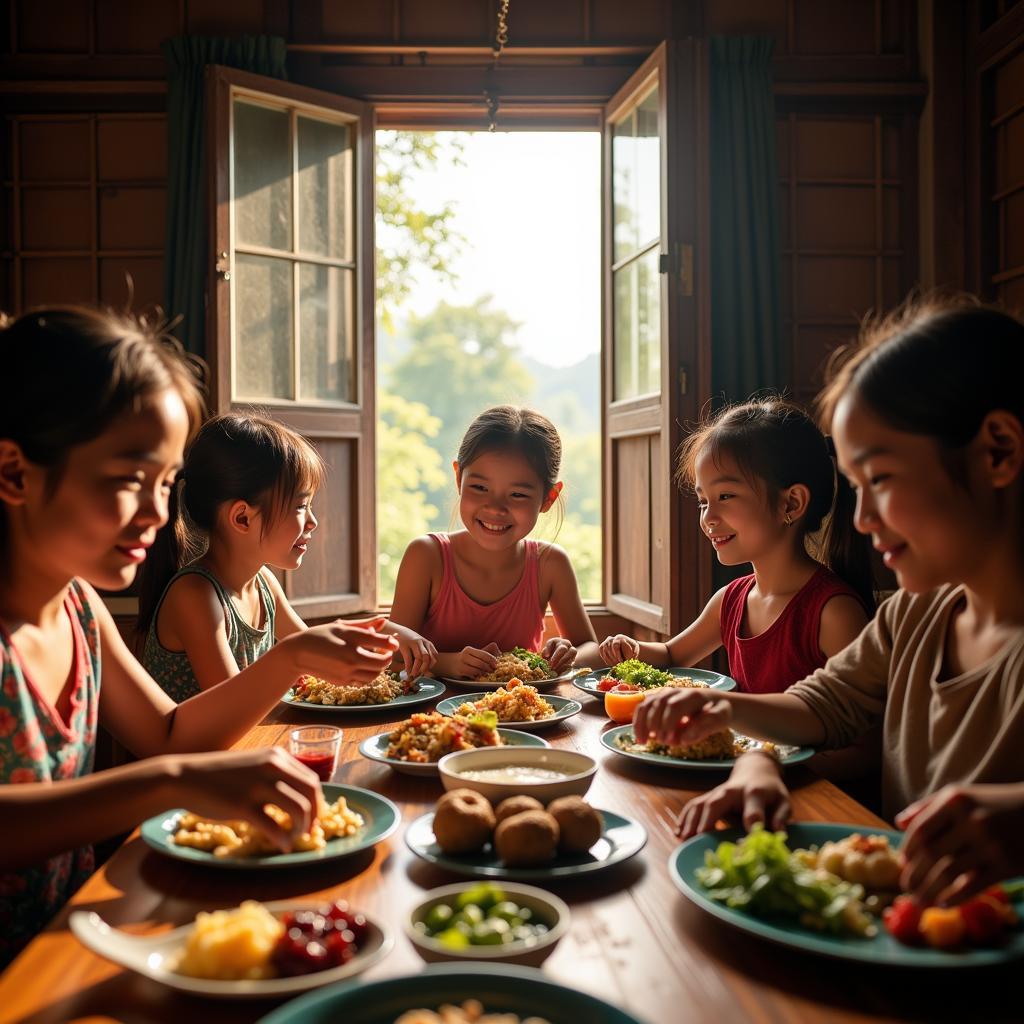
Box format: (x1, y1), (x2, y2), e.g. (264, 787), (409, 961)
(297, 116), (351, 260)
(298, 263), (355, 403)
(235, 253), (293, 400)
(233, 100), (292, 251)
(612, 84), (660, 261)
(613, 248), (660, 400)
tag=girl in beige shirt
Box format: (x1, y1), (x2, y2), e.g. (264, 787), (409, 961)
(636, 296), (1024, 908)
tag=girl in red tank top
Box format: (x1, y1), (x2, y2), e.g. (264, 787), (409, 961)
(600, 398), (875, 694)
(390, 406), (599, 680)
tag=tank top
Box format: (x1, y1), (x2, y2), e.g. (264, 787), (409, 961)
(720, 565), (865, 694)
(0, 579), (100, 967)
(419, 533), (546, 654)
(143, 565), (276, 703)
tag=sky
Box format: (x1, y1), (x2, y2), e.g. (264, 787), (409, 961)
(378, 130), (601, 368)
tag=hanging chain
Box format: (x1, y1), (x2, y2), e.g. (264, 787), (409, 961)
(486, 0), (511, 131)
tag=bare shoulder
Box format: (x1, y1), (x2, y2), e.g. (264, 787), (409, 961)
(402, 534), (444, 572)
(160, 571), (224, 625)
(819, 594), (871, 656)
(258, 566), (287, 600)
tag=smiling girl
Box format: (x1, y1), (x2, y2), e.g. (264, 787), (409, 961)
(390, 406), (599, 679)
(639, 298), (1024, 905)
(0, 307), (396, 964)
(137, 413), (436, 701)
(600, 399), (874, 695)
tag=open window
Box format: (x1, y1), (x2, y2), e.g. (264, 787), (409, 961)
(206, 66), (376, 619)
(602, 41), (711, 635)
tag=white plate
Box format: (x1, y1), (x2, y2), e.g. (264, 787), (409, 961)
(69, 899), (392, 999)
(438, 669), (585, 691)
(358, 728), (549, 776)
(434, 692), (583, 731)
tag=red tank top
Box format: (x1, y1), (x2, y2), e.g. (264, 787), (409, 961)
(419, 533), (546, 653)
(720, 566), (864, 694)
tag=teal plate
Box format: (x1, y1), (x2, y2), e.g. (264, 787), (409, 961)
(405, 807), (647, 880)
(257, 963), (649, 1024)
(359, 728), (549, 777)
(140, 784), (400, 869)
(671, 823), (1024, 967)
(435, 691), (583, 731)
(281, 677), (445, 713)
(600, 724), (813, 769)
(573, 666), (737, 698)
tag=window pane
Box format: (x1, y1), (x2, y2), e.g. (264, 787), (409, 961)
(233, 100), (292, 251)
(613, 248), (660, 400)
(297, 116), (351, 260)
(235, 253), (293, 400)
(612, 84), (660, 262)
(298, 263), (355, 403)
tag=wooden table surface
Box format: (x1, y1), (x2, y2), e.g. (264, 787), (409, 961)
(0, 681), (1019, 1024)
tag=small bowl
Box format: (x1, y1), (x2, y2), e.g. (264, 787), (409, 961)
(406, 882), (570, 967)
(438, 747), (598, 804)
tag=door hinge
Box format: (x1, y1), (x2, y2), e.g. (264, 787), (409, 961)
(658, 252), (670, 274)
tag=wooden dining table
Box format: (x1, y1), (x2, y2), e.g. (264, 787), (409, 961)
(0, 679), (1019, 1024)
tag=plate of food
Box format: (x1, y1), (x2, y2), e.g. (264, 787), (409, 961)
(573, 659), (736, 698)
(600, 723), (813, 769)
(670, 823), (1024, 967)
(440, 647), (577, 690)
(70, 897), (392, 998)
(435, 682), (582, 731)
(255, 962), (648, 1024)
(358, 710), (549, 776)
(281, 670), (445, 712)
(405, 788), (646, 880)
(140, 783), (400, 868)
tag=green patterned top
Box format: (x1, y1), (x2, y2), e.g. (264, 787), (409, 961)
(142, 565), (277, 702)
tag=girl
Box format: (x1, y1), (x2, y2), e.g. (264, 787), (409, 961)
(0, 307), (396, 965)
(390, 406), (599, 678)
(600, 398), (874, 696)
(138, 413), (436, 701)
(637, 298), (1024, 905)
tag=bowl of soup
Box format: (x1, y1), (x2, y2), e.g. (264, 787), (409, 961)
(438, 747), (597, 803)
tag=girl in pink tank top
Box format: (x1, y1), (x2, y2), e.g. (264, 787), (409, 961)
(600, 398), (875, 694)
(391, 406), (599, 680)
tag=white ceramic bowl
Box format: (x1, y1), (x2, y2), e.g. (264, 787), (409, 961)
(406, 881), (570, 967)
(438, 746), (597, 804)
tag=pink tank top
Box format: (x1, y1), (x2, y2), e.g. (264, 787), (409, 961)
(720, 566), (865, 694)
(419, 533), (545, 653)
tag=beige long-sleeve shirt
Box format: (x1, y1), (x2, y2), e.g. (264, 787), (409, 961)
(788, 584), (1024, 820)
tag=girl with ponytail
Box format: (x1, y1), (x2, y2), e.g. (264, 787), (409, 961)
(600, 397), (874, 694)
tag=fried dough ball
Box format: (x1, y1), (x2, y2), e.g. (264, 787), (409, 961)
(494, 810), (559, 867)
(494, 795), (544, 824)
(547, 796), (602, 854)
(433, 789), (496, 854)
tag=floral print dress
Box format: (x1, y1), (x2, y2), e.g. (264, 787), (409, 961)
(0, 579), (100, 967)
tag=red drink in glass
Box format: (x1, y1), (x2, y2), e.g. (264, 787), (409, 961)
(294, 748), (337, 781)
(289, 726), (342, 783)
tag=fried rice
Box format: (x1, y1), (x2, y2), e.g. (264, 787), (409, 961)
(385, 711), (502, 763)
(477, 652), (553, 683)
(456, 679), (554, 721)
(616, 728), (738, 761)
(289, 669), (413, 706)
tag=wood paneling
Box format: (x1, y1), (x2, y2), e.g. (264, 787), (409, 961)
(613, 434), (652, 602)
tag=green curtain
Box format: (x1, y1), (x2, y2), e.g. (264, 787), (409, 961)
(162, 35), (287, 357)
(709, 35), (785, 405)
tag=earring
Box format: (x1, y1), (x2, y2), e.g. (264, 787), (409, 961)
(785, 513), (792, 525)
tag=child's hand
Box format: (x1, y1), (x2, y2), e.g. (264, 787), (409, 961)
(676, 752), (791, 839)
(896, 783), (1024, 906)
(632, 686), (733, 749)
(454, 643), (501, 679)
(168, 747), (322, 853)
(541, 636), (577, 673)
(599, 634), (640, 665)
(390, 624), (438, 678)
(286, 619), (398, 685)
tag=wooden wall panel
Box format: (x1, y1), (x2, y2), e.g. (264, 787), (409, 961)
(19, 120), (91, 178)
(21, 256), (92, 305)
(792, 0), (876, 54)
(14, 0), (90, 52)
(96, 0), (179, 53)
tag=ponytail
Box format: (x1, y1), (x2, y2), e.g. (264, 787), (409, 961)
(815, 464), (875, 612)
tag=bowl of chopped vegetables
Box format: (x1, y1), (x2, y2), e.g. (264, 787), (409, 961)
(406, 881), (570, 967)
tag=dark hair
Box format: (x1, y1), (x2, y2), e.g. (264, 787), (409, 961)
(457, 406), (562, 494)
(136, 412), (325, 633)
(0, 305), (205, 557)
(677, 397), (874, 610)
(818, 296), (1024, 462)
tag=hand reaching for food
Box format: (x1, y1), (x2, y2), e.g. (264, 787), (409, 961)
(599, 633), (640, 666)
(541, 636), (576, 673)
(632, 685), (733, 750)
